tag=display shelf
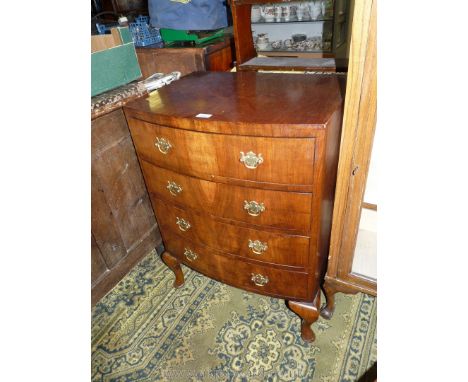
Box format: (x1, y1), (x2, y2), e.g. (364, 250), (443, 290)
(252, 18), (333, 24)
(230, 0), (344, 72)
(250, 1), (340, 56)
(258, 48), (333, 54)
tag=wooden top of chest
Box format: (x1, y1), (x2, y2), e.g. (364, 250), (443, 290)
(124, 71), (343, 137)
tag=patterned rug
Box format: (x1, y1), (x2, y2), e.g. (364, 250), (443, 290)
(92, 250), (377, 382)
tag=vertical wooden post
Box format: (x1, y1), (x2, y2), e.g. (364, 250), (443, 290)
(230, 0), (256, 68)
(324, 0), (377, 302)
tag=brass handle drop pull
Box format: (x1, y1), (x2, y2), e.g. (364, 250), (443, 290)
(244, 200), (265, 216)
(184, 248), (198, 261)
(176, 217), (191, 232)
(240, 151), (264, 169)
(167, 181), (183, 196)
(251, 273), (269, 286)
(154, 137), (172, 154)
(248, 240), (268, 255)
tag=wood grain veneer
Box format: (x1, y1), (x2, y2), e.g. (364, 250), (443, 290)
(141, 161), (313, 233)
(124, 71), (343, 342)
(152, 198), (310, 269)
(128, 119), (317, 187)
(163, 230), (310, 300)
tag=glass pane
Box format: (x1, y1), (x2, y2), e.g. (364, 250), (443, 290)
(352, 208), (377, 280)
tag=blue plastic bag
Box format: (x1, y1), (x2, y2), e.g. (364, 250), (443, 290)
(149, 0), (228, 30)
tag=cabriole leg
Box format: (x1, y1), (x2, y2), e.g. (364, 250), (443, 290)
(161, 251), (185, 288)
(287, 291), (321, 343)
(320, 280), (337, 320)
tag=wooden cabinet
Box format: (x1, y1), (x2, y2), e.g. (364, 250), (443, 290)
(124, 71), (343, 342)
(249, 1), (341, 56)
(135, 36), (234, 78)
(229, 0), (337, 72)
(91, 108), (162, 305)
(321, 0), (377, 318)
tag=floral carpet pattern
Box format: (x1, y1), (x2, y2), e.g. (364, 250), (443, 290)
(92, 251), (376, 382)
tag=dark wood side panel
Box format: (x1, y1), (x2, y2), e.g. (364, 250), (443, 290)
(205, 43), (234, 71)
(92, 134), (158, 251)
(91, 233), (109, 286)
(91, 163), (128, 267)
(229, 0), (256, 67)
(91, 109), (162, 306)
(91, 108), (129, 155)
(91, 231), (159, 306)
(136, 48), (206, 79)
(136, 37), (234, 79)
(299, 107), (343, 299)
(318, 108), (344, 280)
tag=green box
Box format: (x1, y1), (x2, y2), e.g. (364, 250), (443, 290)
(91, 27), (142, 97)
(160, 28), (225, 45)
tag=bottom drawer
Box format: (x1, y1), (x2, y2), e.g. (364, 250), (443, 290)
(163, 230), (310, 300)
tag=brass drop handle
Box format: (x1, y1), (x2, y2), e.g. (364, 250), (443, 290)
(176, 217), (191, 232)
(154, 137), (172, 154)
(167, 181), (183, 196)
(240, 151), (264, 169)
(251, 273), (269, 286)
(248, 239), (268, 255)
(244, 200), (265, 216)
(184, 248), (198, 261)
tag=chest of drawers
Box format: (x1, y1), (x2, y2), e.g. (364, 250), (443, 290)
(124, 71), (343, 342)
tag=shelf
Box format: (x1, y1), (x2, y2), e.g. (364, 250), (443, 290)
(256, 43), (333, 55)
(239, 56), (336, 72)
(252, 18), (333, 24)
(257, 49), (333, 56)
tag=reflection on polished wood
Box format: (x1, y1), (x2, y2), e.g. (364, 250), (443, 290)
(125, 71), (343, 342)
(152, 198), (310, 268)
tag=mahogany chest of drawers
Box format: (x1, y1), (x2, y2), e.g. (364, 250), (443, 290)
(124, 71), (343, 342)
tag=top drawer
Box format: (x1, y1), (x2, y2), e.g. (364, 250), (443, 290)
(127, 118), (316, 187)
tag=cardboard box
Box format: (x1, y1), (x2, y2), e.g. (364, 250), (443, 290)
(91, 27), (142, 97)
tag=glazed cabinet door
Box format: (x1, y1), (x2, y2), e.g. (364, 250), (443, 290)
(322, 0), (376, 321)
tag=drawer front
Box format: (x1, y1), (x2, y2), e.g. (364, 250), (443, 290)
(163, 230), (310, 300)
(128, 118), (316, 186)
(152, 198), (310, 268)
(142, 161), (313, 233)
